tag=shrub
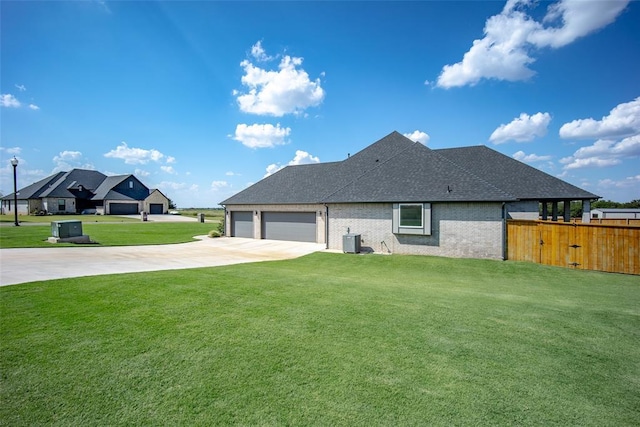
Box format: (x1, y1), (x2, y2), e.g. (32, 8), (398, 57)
(208, 229), (221, 238)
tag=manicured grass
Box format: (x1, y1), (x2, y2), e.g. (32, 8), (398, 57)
(0, 214), (139, 224)
(1, 253), (638, 425)
(0, 222), (216, 248)
(176, 208), (224, 220)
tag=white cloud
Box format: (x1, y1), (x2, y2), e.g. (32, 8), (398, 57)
(1, 94), (21, 108)
(560, 135), (640, 170)
(134, 168), (150, 177)
(225, 171), (240, 176)
(104, 141), (166, 164)
(559, 97), (640, 140)
(211, 180), (229, 190)
(161, 165), (176, 174)
(53, 150), (83, 163)
(0, 146), (21, 155)
(52, 150), (94, 172)
(437, 0), (629, 88)
(235, 46), (325, 116)
(264, 149), (320, 177)
(251, 40), (273, 62)
(157, 181), (199, 192)
(28, 104), (40, 110)
(165, 156), (176, 164)
(513, 150), (552, 163)
(489, 112), (551, 144)
(598, 175), (640, 189)
(232, 123), (291, 148)
(15, 84), (26, 92)
(290, 150), (320, 165)
(403, 130), (430, 144)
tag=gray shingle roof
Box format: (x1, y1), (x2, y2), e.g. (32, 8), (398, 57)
(2, 170), (155, 203)
(39, 169), (107, 198)
(435, 146), (598, 200)
(2, 172), (66, 200)
(2, 169), (107, 200)
(91, 175), (130, 200)
(221, 131), (599, 205)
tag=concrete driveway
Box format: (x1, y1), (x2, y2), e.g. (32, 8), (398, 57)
(0, 237), (326, 286)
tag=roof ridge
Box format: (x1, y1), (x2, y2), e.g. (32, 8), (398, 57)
(430, 148), (517, 200)
(40, 171), (72, 198)
(320, 139), (423, 201)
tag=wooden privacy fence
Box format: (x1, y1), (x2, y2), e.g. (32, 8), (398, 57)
(507, 220), (639, 275)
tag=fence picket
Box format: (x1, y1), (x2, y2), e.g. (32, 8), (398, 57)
(507, 220), (639, 275)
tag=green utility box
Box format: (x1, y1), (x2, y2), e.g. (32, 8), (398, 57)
(51, 220), (83, 238)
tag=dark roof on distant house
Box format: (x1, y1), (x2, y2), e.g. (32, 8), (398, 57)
(2, 169), (107, 200)
(221, 131), (600, 205)
(1, 169), (156, 204)
(4, 172), (66, 200)
(91, 175), (132, 200)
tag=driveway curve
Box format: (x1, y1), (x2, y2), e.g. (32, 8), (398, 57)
(0, 237), (326, 286)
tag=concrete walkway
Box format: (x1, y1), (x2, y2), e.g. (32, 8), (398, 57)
(0, 237), (326, 286)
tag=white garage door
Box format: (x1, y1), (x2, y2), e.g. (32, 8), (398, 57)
(231, 211), (253, 238)
(261, 212), (316, 242)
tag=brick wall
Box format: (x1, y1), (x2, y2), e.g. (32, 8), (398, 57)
(328, 202), (505, 259)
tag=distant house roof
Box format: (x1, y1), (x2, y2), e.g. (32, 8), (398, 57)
(2, 170), (152, 203)
(2, 169), (107, 200)
(4, 172), (66, 200)
(91, 175), (132, 200)
(221, 131), (599, 205)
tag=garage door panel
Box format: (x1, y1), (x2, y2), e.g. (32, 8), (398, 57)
(110, 203), (139, 215)
(149, 204), (163, 214)
(262, 212), (316, 242)
(231, 211), (253, 238)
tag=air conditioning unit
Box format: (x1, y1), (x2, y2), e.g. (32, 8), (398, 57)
(343, 233), (361, 254)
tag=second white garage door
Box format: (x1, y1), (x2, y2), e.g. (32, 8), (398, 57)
(261, 212), (317, 242)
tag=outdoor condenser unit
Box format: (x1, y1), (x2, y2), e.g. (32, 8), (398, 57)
(51, 220), (83, 238)
(343, 233), (361, 254)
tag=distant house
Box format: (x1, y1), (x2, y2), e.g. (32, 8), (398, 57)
(221, 131), (599, 259)
(1, 169), (170, 216)
(591, 208), (640, 219)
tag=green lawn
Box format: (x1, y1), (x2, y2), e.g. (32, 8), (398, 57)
(0, 214), (140, 224)
(0, 222), (217, 248)
(1, 253), (639, 426)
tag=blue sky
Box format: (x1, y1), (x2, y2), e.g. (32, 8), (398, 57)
(1, 0), (639, 208)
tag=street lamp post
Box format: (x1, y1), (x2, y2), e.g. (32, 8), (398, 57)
(11, 156), (19, 226)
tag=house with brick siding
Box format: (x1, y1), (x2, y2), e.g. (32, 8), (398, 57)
(2, 169), (170, 216)
(221, 131), (598, 259)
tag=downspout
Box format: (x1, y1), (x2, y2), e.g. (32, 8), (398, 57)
(324, 204), (329, 250)
(222, 205), (227, 236)
(502, 202), (507, 260)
